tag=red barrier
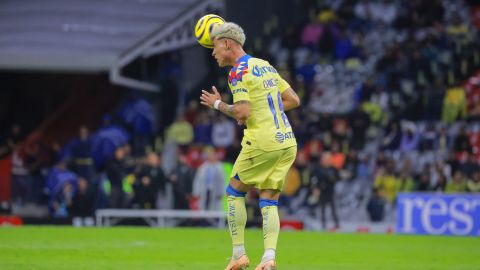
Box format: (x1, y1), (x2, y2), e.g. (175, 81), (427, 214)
(0, 216), (23, 226)
(280, 220), (304, 231)
(0, 156), (12, 202)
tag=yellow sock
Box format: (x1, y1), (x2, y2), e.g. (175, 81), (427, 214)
(261, 205), (280, 251)
(227, 195), (247, 247)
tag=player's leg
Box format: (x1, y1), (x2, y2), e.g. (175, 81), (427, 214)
(255, 146), (297, 270)
(256, 189), (281, 270)
(225, 176), (251, 270)
(330, 197), (340, 229)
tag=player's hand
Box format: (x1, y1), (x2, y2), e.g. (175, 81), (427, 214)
(200, 86), (222, 108)
(237, 119), (245, 126)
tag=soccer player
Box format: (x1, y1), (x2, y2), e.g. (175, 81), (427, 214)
(200, 22), (300, 270)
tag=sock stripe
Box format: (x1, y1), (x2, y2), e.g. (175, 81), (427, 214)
(259, 199), (278, 208)
(226, 185), (247, 197)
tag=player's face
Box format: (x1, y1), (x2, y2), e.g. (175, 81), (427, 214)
(212, 38), (230, 67)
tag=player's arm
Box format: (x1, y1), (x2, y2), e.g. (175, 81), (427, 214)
(281, 87), (301, 111)
(217, 100), (250, 121)
(200, 86), (250, 121)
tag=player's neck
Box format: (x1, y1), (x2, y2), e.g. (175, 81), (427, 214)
(231, 48), (247, 65)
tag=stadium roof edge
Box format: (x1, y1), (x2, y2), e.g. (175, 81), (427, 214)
(110, 0), (225, 92)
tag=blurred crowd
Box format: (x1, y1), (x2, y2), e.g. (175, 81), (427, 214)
(1, 0), (480, 229)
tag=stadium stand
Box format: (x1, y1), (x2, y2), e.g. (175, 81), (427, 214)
(1, 0), (479, 232)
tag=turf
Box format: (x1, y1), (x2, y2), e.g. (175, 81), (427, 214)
(1, 227), (479, 270)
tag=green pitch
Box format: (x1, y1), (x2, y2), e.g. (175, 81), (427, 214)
(1, 227), (479, 270)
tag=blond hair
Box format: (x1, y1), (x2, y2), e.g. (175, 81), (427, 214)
(210, 22), (246, 46)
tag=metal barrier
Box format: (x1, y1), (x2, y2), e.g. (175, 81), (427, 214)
(95, 209), (226, 228)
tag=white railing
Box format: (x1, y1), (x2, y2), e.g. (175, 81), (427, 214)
(95, 209), (226, 228)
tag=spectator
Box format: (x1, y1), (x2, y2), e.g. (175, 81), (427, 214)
(356, 76), (376, 104)
(301, 16), (323, 46)
(317, 111), (334, 133)
(330, 142), (346, 171)
(303, 138), (323, 163)
(367, 187), (386, 222)
(381, 122), (401, 151)
(166, 115), (194, 146)
(431, 173), (447, 192)
(192, 147), (225, 210)
(466, 171), (480, 193)
(52, 181), (75, 218)
(169, 154), (194, 209)
(374, 160), (398, 203)
(446, 171), (467, 193)
(348, 105), (371, 150)
(446, 13), (470, 43)
(453, 126), (472, 153)
(132, 172), (159, 209)
(434, 126), (451, 154)
(431, 160), (451, 188)
(310, 152), (340, 230)
(415, 170), (430, 192)
(71, 126), (95, 182)
(459, 154), (479, 178)
(396, 171), (415, 196)
(11, 149), (30, 206)
(135, 152), (166, 209)
(5, 124), (23, 151)
(212, 115), (235, 148)
(335, 29), (356, 60)
(193, 111), (213, 145)
(69, 177), (96, 218)
(105, 146), (128, 208)
(344, 150), (359, 180)
(418, 124), (437, 151)
(399, 124), (419, 153)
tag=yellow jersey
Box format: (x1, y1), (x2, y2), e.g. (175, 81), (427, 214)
(228, 54), (297, 151)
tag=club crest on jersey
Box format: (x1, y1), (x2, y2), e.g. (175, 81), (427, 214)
(229, 61), (248, 86)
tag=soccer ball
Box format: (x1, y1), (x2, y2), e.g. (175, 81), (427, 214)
(194, 14), (225, 48)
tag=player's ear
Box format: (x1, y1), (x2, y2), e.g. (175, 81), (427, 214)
(224, 39), (230, 50)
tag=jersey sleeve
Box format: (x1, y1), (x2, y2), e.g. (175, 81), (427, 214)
(229, 72), (252, 103)
(278, 76), (291, 93)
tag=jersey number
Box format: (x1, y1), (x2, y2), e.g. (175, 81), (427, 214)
(267, 91), (290, 129)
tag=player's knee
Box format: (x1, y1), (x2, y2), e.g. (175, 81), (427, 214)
(226, 184), (246, 197)
(259, 198), (278, 208)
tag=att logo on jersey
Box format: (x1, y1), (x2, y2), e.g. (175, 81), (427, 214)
(275, 131), (295, 143)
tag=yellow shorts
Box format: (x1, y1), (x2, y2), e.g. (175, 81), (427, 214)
(230, 146), (297, 190)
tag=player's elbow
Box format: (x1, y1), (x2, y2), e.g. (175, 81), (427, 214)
(288, 94), (300, 109)
(235, 109), (250, 121)
(233, 101), (250, 121)
(293, 95), (301, 108)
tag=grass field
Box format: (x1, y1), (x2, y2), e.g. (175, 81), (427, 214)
(1, 227), (479, 270)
